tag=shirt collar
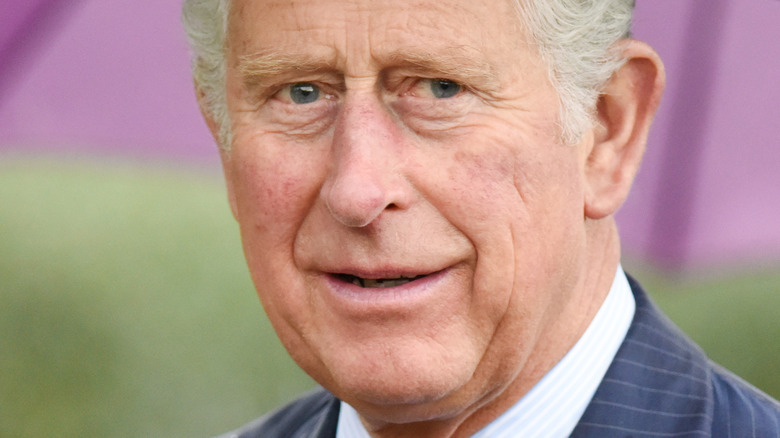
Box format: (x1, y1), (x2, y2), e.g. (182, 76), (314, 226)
(336, 266), (636, 438)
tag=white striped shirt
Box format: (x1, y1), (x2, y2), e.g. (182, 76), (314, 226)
(336, 266), (636, 438)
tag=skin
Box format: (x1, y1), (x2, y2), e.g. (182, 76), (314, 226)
(199, 0), (664, 436)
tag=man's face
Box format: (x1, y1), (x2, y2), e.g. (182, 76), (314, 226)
(222, 0), (594, 424)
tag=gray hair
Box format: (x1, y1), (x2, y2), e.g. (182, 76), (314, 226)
(516, 0), (634, 143)
(182, 0), (231, 149)
(182, 0), (634, 149)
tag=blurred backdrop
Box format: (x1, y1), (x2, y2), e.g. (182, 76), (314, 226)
(2, 0), (779, 436)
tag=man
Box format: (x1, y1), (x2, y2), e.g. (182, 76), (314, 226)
(183, 0), (780, 436)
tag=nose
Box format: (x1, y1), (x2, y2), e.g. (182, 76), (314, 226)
(321, 97), (412, 228)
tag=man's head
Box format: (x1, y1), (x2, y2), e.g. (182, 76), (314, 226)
(184, 0), (663, 435)
(184, 0), (636, 148)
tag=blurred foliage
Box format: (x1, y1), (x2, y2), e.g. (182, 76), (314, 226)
(1, 155), (778, 437)
(635, 265), (780, 400)
(0, 156), (315, 437)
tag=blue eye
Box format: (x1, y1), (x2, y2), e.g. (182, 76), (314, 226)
(289, 83), (320, 104)
(430, 79), (461, 99)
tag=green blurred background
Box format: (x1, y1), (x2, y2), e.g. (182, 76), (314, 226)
(1, 155), (778, 437)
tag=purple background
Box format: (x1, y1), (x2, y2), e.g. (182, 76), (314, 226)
(2, 0), (779, 270)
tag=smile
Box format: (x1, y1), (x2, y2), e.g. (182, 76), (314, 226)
(336, 274), (427, 288)
(321, 267), (456, 312)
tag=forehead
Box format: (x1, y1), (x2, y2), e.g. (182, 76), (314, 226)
(226, 0), (533, 72)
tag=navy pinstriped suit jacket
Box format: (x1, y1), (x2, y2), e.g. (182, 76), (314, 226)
(220, 276), (780, 437)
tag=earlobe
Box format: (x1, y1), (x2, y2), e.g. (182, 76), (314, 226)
(584, 40), (666, 220)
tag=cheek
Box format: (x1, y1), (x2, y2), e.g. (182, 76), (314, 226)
(416, 125), (584, 310)
(429, 130), (533, 237)
(225, 136), (330, 325)
(228, 137), (327, 241)
(225, 139), (330, 361)
(234, 163), (306, 226)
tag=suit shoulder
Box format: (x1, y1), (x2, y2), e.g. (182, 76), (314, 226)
(214, 388), (340, 438)
(573, 275), (780, 437)
(710, 363), (780, 436)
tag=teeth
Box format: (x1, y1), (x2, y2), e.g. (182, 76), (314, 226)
(346, 275), (422, 288)
(363, 277), (412, 288)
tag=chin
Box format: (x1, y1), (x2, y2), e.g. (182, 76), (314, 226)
(323, 347), (483, 421)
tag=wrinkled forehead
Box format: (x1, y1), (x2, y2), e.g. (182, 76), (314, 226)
(224, 0), (532, 65)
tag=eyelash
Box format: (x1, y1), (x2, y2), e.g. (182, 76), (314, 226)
(403, 78), (463, 99)
(267, 76), (466, 102)
(260, 77), (471, 135)
(271, 83), (337, 105)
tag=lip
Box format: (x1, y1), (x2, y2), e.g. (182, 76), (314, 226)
(320, 266), (455, 313)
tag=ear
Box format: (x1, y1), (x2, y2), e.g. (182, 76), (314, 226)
(195, 82), (239, 219)
(583, 39), (665, 220)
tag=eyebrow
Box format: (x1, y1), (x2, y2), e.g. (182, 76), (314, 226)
(381, 48), (501, 92)
(238, 50), (340, 90)
(237, 46), (501, 92)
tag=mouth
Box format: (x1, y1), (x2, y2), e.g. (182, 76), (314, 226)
(334, 274), (427, 289)
(321, 267), (455, 311)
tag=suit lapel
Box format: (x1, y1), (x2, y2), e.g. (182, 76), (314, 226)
(571, 276), (714, 437)
(305, 396), (340, 438)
